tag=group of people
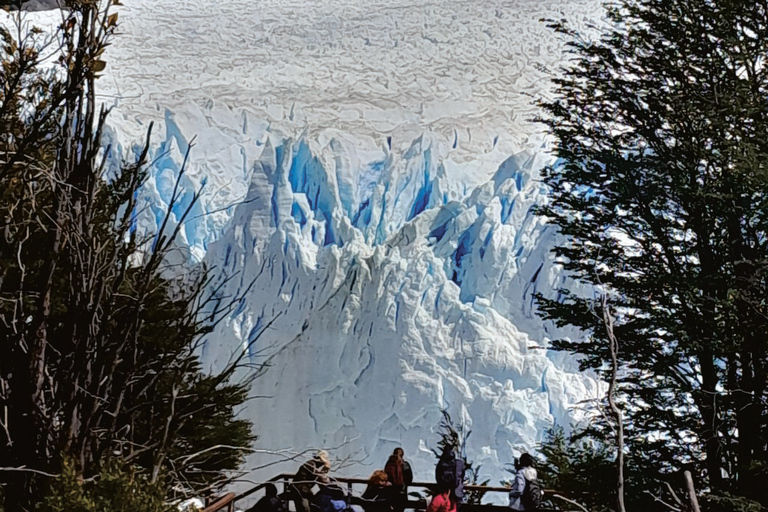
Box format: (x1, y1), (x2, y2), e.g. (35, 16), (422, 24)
(246, 447), (541, 512)
(361, 448), (414, 512)
(428, 448), (540, 512)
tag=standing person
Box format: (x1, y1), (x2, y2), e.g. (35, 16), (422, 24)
(508, 453), (541, 511)
(362, 470), (394, 512)
(435, 445), (465, 510)
(385, 447), (413, 512)
(291, 450), (332, 512)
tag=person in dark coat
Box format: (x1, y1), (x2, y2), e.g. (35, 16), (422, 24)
(246, 484), (289, 512)
(362, 470), (394, 512)
(384, 448), (413, 512)
(313, 484), (349, 512)
(435, 445), (464, 509)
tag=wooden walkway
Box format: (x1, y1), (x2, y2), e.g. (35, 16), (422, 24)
(202, 473), (576, 512)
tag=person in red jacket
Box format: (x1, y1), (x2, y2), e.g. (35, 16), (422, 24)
(384, 448), (413, 512)
(427, 489), (455, 512)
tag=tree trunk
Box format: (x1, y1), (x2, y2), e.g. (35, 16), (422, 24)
(602, 296), (626, 512)
(697, 349), (723, 490)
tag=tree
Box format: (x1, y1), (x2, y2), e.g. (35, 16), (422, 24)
(0, 1), (255, 509)
(535, 0), (768, 506)
(537, 426), (703, 512)
(536, 426), (619, 512)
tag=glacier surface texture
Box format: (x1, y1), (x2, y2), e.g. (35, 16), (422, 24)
(10, 0), (609, 491)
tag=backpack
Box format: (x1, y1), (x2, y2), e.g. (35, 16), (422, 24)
(521, 477), (542, 511)
(436, 457), (456, 491)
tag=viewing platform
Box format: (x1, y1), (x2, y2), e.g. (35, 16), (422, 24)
(203, 473), (575, 512)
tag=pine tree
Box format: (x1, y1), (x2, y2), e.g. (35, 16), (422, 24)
(0, 1), (255, 509)
(536, 0), (768, 506)
(535, 426), (687, 512)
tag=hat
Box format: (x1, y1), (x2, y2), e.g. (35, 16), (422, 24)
(315, 450), (331, 468)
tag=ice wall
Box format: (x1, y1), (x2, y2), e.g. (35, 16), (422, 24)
(116, 111), (602, 488)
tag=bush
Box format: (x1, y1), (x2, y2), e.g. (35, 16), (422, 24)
(38, 458), (174, 512)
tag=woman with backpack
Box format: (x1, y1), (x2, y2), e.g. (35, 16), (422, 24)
(508, 453), (541, 511)
(435, 445), (465, 510)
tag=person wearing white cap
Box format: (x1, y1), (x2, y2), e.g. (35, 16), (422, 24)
(291, 450), (332, 512)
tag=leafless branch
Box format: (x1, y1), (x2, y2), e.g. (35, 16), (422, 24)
(551, 493), (591, 512)
(0, 466), (59, 478)
(642, 490), (681, 511)
(176, 444), (254, 466)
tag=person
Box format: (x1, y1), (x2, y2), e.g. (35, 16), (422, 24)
(361, 470), (394, 512)
(435, 445), (465, 509)
(290, 451), (332, 512)
(508, 453), (540, 511)
(245, 484), (289, 512)
(313, 484), (350, 512)
(426, 488), (455, 512)
(384, 448), (413, 512)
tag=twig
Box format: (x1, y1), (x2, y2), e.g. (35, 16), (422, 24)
(663, 481), (684, 507)
(176, 444), (252, 465)
(0, 466), (59, 478)
(551, 493), (591, 512)
(642, 490), (681, 511)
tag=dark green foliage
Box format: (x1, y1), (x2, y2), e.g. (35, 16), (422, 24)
(535, 427), (688, 512)
(38, 457), (174, 512)
(433, 410), (464, 457)
(534, 427), (614, 512)
(536, 0), (768, 506)
(0, 1), (255, 509)
(701, 493), (764, 512)
(432, 411), (488, 504)
(463, 464), (490, 506)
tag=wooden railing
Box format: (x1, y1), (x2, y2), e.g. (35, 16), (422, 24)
(202, 473), (571, 512)
(203, 492), (237, 512)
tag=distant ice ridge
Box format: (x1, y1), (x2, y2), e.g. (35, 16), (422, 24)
(106, 105), (601, 488)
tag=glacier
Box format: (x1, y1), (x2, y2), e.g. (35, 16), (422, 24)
(116, 117), (603, 490)
(5, 0), (608, 494)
